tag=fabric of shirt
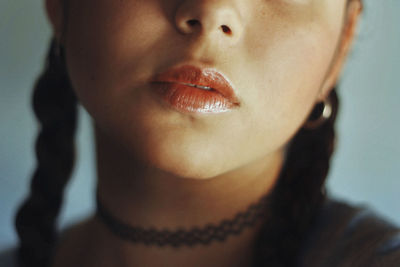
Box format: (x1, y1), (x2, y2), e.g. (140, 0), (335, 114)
(298, 200), (400, 267)
(1, 199), (399, 267)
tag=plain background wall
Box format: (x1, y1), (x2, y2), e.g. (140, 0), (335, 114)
(0, 0), (399, 249)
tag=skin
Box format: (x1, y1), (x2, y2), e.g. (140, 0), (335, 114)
(45, 0), (362, 266)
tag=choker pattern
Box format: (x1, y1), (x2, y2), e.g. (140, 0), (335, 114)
(95, 192), (271, 248)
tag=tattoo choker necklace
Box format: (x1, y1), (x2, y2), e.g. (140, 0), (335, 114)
(95, 192), (271, 247)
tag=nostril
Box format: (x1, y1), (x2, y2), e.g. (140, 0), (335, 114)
(187, 19), (199, 26)
(221, 25), (232, 35)
(184, 20), (232, 36)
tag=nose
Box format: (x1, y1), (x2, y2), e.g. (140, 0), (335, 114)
(174, 0), (244, 44)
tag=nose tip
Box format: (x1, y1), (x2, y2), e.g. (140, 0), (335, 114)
(174, 1), (243, 43)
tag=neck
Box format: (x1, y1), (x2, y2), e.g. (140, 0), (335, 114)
(86, 125), (285, 266)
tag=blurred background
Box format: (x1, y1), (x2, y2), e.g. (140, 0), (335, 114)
(0, 0), (399, 249)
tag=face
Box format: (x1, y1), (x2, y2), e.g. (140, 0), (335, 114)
(47, 0), (359, 179)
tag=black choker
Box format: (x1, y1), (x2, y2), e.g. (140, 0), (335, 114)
(95, 193), (271, 247)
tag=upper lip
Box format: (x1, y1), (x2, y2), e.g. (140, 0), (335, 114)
(150, 64), (240, 104)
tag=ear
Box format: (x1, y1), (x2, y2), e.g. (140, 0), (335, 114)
(318, 0), (363, 101)
(44, 0), (65, 43)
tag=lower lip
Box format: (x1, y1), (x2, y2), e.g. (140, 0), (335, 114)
(150, 82), (238, 114)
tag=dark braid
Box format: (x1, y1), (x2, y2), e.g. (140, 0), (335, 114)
(255, 89), (339, 266)
(14, 38), (77, 267)
(254, 1), (361, 264)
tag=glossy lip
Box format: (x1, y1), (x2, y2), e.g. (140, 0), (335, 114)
(150, 64), (240, 105)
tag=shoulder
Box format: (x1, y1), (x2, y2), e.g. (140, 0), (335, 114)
(298, 198), (400, 267)
(0, 247), (18, 267)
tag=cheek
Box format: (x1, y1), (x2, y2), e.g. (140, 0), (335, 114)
(64, 0), (167, 114)
(238, 22), (339, 151)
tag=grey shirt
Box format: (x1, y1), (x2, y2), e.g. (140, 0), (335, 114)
(298, 200), (400, 267)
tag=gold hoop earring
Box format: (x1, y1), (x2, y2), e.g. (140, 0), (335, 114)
(51, 36), (65, 59)
(55, 39), (64, 59)
(303, 96), (333, 130)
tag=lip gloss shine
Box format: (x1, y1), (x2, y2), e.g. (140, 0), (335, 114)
(151, 82), (237, 114)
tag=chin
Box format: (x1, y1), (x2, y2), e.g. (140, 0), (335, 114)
(141, 145), (228, 180)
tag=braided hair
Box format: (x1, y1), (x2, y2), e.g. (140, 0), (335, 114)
(255, 90), (339, 266)
(15, 9), (342, 263)
(254, 0), (362, 263)
(14, 38), (77, 267)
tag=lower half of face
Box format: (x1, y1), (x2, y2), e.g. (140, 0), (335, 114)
(64, 0), (346, 179)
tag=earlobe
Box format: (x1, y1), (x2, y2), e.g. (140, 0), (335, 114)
(318, 0), (362, 102)
(44, 0), (65, 43)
